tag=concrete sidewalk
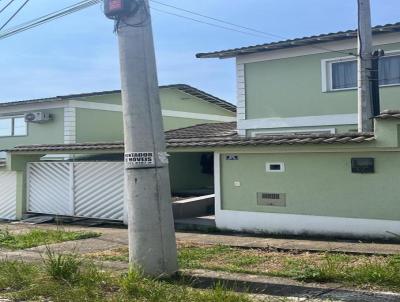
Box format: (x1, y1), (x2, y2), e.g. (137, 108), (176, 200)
(2, 222), (400, 255)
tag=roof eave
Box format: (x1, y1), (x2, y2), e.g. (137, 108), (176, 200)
(196, 22), (400, 59)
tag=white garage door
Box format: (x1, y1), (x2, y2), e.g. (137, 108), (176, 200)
(27, 162), (73, 216)
(0, 171), (17, 220)
(27, 162), (124, 221)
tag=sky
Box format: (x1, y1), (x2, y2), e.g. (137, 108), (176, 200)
(0, 0), (399, 104)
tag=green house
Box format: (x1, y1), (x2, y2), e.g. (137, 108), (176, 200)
(198, 22), (400, 136)
(0, 84), (235, 221)
(195, 22), (400, 238)
(0, 84), (235, 156)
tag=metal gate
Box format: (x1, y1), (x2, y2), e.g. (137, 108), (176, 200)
(27, 162), (124, 220)
(0, 171), (17, 220)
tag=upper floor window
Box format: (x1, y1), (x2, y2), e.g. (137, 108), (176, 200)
(0, 116), (27, 137)
(331, 60), (357, 90)
(323, 52), (400, 91)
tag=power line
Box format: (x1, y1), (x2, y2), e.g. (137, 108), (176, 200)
(150, 6), (267, 39)
(0, 0), (29, 31)
(0, 0), (358, 58)
(0, 0), (15, 15)
(150, 0), (357, 57)
(0, 0), (101, 40)
(151, 0), (283, 40)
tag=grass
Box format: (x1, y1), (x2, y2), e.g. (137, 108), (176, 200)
(0, 255), (258, 302)
(0, 228), (100, 250)
(87, 244), (400, 292)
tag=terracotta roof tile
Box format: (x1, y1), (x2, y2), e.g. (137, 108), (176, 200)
(375, 110), (400, 119)
(3, 122), (375, 153)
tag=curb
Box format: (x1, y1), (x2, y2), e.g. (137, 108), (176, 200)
(181, 269), (400, 302)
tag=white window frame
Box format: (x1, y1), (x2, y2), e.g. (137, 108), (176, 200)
(266, 162), (285, 173)
(251, 128), (336, 137)
(0, 115), (28, 137)
(321, 56), (357, 92)
(322, 50), (400, 92)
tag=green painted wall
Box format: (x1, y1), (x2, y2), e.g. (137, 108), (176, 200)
(0, 87), (234, 148)
(73, 87), (235, 142)
(0, 108), (64, 150)
(169, 152), (214, 193)
(160, 89), (234, 116)
(245, 42), (400, 120)
(75, 109), (223, 142)
(77, 93), (122, 105)
(80, 88), (234, 117)
(76, 109), (123, 143)
(163, 117), (218, 131)
(220, 150), (400, 221)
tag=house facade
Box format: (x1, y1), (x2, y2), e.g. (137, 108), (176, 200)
(197, 22), (400, 136)
(0, 84), (236, 157)
(3, 24), (400, 240)
(0, 85), (235, 221)
(196, 23), (400, 238)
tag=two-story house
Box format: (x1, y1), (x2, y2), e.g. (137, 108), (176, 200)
(185, 22), (400, 238)
(0, 84), (235, 221)
(197, 22), (400, 136)
(0, 84), (235, 158)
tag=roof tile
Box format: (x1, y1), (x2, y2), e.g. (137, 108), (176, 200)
(196, 22), (400, 59)
(3, 122), (375, 153)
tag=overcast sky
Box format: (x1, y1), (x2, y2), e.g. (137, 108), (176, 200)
(0, 0), (399, 104)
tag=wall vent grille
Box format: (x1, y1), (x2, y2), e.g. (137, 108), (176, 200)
(257, 192), (286, 207)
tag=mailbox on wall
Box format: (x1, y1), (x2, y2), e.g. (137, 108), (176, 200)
(351, 158), (375, 174)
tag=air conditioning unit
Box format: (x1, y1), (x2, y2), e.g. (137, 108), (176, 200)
(24, 112), (51, 123)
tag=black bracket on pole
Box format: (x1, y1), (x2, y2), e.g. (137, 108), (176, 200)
(369, 49), (385, 117)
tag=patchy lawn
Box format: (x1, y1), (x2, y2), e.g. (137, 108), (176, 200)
(0, 256), (257, 302)
(86, 243), (400, 292)
(0, 228), (100, 250)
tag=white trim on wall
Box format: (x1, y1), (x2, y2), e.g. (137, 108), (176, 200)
(238, 113), (357, 131)
(251, 128), (336, 137)
(216, 210), (400, 239)
(162, 110), (235, 122)
(0, 102), (68, 114)
(1, 100), (236, 123)
(68, 100), (122, 112)
(236, 62), (246, 136)
(214, 152), (222, 213)
(69, 100), (235, 122)
(64, 107), (76, 144)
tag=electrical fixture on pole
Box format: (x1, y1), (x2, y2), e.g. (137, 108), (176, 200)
(103, 0), (178, 277)
(370, 49), (384, 117)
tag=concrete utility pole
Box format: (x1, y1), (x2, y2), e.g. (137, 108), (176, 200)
(357, 0), (374, 132)
(104, 0), (178, 276)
